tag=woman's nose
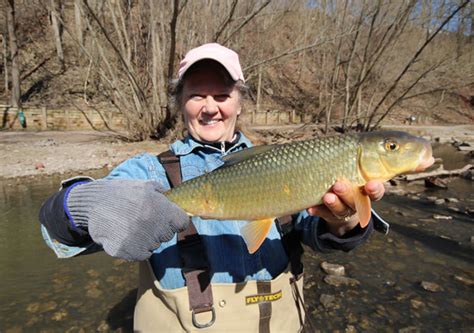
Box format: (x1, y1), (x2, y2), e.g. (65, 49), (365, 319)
(203, 96), (219, 113)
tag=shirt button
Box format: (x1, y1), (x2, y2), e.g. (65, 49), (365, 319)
(218, 300), (226, 308)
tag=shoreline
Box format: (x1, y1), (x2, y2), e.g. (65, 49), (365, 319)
(0, 130), (168, 179)
(1, 124), (472, 180)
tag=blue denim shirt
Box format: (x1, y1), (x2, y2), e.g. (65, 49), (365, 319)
(42, 133), (372, 290)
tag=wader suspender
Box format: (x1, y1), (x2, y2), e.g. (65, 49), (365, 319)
(158, 150), (216, 329)
(276, 216), (309, 330)
(158, 150), (306, 331)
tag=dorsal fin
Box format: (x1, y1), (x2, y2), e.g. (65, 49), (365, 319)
(221, 144), (278, 167)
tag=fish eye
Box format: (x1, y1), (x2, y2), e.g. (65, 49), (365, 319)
(384, 141), (399, 151)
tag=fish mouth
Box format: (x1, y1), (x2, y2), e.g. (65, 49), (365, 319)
(414, 144), (434, 172)
(415, 156), (435, 172)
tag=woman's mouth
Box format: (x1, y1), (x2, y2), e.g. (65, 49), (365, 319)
(199, 119), (221, 126)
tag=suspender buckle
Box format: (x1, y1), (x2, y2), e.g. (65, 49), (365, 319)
(192, 307), (216, 329)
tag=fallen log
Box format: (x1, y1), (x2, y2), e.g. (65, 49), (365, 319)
(401, 164), (473, 181)
(458, 146), (474, 152)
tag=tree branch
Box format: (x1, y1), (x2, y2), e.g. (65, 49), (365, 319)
(365, 0), (471, 130)
(244, 30), (355, 74)
(222, 0), (271, 44)
(213, 0), (238, 42)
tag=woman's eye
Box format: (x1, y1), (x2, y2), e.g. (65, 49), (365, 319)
(190, 94), (203, 101)
(214, 94), (230, 102)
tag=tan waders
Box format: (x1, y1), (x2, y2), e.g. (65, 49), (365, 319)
(134, 261), (304, 332)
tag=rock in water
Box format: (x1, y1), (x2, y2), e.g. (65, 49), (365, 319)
(320, 261), (345, 276)
(420, 281), (443, 292)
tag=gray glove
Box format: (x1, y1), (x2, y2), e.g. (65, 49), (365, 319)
(66, 179), (190, 261)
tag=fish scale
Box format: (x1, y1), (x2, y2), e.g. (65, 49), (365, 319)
(165, 134), (365, 221)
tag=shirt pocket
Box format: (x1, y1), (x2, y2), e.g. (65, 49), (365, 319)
(180, 164), (205, 181)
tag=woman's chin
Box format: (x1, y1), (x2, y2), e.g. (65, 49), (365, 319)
(195, 127), (232, 142)
(199, 133), (225, 142)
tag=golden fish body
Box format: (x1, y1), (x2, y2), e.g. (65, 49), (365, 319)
(165, 131), (433, 253)
(166, 135), (362, 220)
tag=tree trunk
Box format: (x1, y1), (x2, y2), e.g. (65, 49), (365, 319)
(74, 0), (83, 46)
(162, 0), (180, 131)
(470, 0), (474, 43)
(150, 1), (167, 124)
(6, 0), (20, 108)
(256, 65), (262, 113)
(50, 0), (65, 70)
(1, 33), (8, 97)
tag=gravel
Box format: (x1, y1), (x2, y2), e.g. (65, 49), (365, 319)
(0, 131), (167, 179)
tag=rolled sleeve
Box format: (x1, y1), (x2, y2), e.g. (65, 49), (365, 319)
(313, 218), (373, 252)
(294, 210), (373, 252)
(41, 225), (100, 258)
(39, 178), (93, 246)
(39, 176), (98, 258)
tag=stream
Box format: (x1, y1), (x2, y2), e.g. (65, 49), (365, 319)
(0, 144), (472, 332)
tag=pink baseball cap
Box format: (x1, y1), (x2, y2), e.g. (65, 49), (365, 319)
(178, 43), (245, 82)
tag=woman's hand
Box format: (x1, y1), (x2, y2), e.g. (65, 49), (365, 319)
(307, 180), (385, 236)
(66, 180), (190, 261)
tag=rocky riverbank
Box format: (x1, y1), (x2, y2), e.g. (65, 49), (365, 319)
(0, 130), (167, 179)
(1, 124), (473, 179)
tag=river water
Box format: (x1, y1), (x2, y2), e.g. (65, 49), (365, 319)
(0, 145), (472, 332)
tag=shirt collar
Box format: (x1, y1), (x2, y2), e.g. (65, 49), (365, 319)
(171, 131), (253, 156)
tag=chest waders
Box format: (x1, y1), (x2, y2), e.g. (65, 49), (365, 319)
(133, 150), (310, 332)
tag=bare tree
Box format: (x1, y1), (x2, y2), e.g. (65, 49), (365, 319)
(74, 0), (83, 47)
(4, 0), (472, 138)
(275, 0), (473, 132)
(366, 0), (471, 130)
(1, 33), (8, 97)
(221, 0), (271, 44)
(50, 0), (64, 70)
(6, 0), (20, 108)
(213, 0), (238, 42)
(60, 0), (288, 140)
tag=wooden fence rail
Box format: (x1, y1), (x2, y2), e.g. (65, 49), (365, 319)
(0, 105), (310, 131)
(245, 108), (312, 125)
(0, 105), (126, 131)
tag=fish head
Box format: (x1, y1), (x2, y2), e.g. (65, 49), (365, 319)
(358, 131), (434, 182)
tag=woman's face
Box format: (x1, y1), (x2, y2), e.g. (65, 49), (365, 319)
(181, 64), (241, 143)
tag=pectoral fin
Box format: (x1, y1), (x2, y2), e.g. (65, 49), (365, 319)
(241, 218), (274, 254)
(353, 185), (372, 228)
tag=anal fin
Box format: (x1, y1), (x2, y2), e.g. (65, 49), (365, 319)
(353, 185), (372, 228)
(240, 218), (274, 254)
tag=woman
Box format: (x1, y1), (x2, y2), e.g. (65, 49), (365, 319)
(40, 43), (385, 332)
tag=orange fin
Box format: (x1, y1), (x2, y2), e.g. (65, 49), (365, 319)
(241, 218), (274, 254)
(353, 185), (372, 228)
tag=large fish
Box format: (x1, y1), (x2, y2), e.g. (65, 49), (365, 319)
(165, 131), (434, 253)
